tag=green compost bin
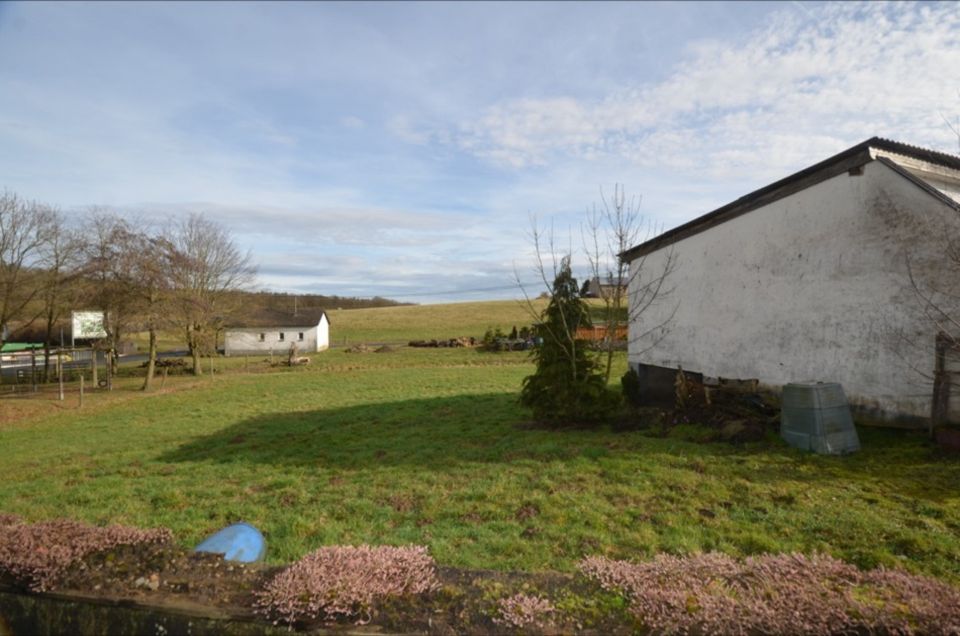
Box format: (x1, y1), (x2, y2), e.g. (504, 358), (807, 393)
(780, 382), (860, 455)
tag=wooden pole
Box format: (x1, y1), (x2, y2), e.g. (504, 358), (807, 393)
(58, 350), (64, 401)
(161, 367), (168, 389)
(209, 354), (214, 379)
(31, 349), (37, 393)
(79, 375), (84, 408)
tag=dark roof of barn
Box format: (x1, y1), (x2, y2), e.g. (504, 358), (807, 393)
(225, 308), (328, 329)
(621, 137), (960, 262)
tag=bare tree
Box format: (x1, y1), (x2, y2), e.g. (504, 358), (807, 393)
(83, 212), (142, 387)
(171, 213), (255, 376)
(582, 185), (677, 383)
(517, 219), (586, 386)
(0, 191), (55, 351)
(514, 190), (676, 425)
(114, 227), (181, 391)
(37, 210), (86, 381)
(940, 88), (960, 153)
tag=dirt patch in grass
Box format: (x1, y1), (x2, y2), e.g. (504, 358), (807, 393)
(0, 399), (55, 428)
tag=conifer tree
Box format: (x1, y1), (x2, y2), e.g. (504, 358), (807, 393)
(520, 256), (616, 426)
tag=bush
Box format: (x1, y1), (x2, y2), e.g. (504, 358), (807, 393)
(493, 593), (556, 630)
(255, 544), (440, 625)
(480, 327), (507, 352)
(0, 515), (172, 592)
(579, 552), (960, 635)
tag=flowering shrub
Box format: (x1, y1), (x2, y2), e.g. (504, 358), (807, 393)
(0, 516), (173, 592)
(579, 552), (960, 635)
(493, 593), (556, 630)
(255, 544), (440, 625)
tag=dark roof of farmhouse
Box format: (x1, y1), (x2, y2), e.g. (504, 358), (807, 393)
(225, 308), (328, 329)
(621, 137), (960, 262)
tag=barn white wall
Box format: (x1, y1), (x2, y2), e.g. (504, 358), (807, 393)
(317, 315), (329, 350)
(628, 159), (960, 419)
(224, 320), (329, 356)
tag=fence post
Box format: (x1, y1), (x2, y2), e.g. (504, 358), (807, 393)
(58, 350), (64, 401)
(79, 375), (84, 408)
(31, 349), (37, 393)
(931, 333), (949, 438)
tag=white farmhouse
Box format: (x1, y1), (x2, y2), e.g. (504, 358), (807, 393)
(223, 309), (330, 356)
(623, 138), (960, 424)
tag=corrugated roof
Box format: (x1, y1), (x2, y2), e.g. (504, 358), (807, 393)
(622, 137), (960, 262)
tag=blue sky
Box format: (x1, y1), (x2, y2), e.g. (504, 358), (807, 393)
(1, 1), (959, 302)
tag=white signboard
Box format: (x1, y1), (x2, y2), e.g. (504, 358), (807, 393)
(72, 311), (107, 339)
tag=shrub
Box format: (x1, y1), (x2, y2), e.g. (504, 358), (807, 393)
(0, 516), (172, 591)
(255, 544), (440, 625)
(579, 552), (960, 635)
(480, 327), (507, 352)
(493, 592), (556, 630)
(521, 257), (618, 427)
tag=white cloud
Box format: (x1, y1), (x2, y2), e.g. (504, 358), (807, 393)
(455, 2), (960, 178)
(340, 115), (365, 129)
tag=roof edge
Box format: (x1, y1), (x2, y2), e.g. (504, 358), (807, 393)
(874, 156), (960, 212)
(622, 137), (960, 262)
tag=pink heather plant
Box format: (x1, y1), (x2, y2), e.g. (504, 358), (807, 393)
(579, 552), (960, 635)
(254, 544), (440, 625)
(0, 516), (173, 592)
(493, 593), (556, 630)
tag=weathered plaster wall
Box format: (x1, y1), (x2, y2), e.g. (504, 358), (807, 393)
(628, 160), (960, 419)
(224, 317), (329, 356)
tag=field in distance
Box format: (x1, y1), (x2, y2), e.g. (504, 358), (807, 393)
(328, 298), (549, 344)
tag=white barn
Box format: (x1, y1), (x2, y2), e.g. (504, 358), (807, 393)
(623, 138), (960, 424)
(223, 309), (330, 357)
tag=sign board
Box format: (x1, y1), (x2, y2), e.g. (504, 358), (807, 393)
(72, 311), (107, 339)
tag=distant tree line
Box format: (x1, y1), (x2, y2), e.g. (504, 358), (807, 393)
(232, 291), (411, 315)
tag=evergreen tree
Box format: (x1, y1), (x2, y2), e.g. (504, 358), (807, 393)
(521, 256), (617, 426)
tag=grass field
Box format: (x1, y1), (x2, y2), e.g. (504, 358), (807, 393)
(2, 302), (960, 585)
(327, 298), (549, 344)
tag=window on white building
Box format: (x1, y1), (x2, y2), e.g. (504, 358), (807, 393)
(258, 333), (265, 342)
(298, 332), (304, 341)
(279, 332), (285, 342)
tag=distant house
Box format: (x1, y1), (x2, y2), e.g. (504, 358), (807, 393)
(621, 137), (960, 424)
(582, 276), (625, 299)
(223, 309), (330, 357)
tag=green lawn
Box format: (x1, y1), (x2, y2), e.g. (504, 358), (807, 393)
(2, 343), (959, 584)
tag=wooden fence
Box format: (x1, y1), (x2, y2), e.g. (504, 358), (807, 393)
(575, 324), (628, 342)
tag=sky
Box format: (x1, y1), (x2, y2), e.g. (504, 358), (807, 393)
(1, 1), (959, 303)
